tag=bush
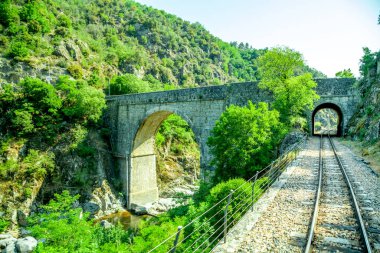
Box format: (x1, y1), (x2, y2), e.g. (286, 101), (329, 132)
(57, 14), (72, 28)
(67, 63), (84, 79)
(11, 109), (34, 135)
(208, 102), (286, 182)
(0, 1), (19, 27)
(20, 78), (62, 115)
(21, 150), (55, 179)
(0, 159), (18, 179)
(27, 191), (132, 253)
(57, 77), (106, 123)
(181, 178), (252, 252)
(110, 74), (151, 95)
(27, 19), (41, 33)
(205, 178), (251, 228)
(0, 218), (10, 233)
(7, 41), (29, 58)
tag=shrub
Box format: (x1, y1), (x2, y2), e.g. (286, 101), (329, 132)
(110, 74), (151, 95)
(20, 78), (62, 114)
(27, 19), (41, 33)
(0, 218), (10, 233)
(0, 159), (18, 179)
(28, 191), (132, 252)
(0, 1), (19, 27)
(21, 150), (55, 179)
(57, 14), (72, 28)
(56, 77), (106, 124)
(7, 41), (29, 58)
(67, 63), (84, 79)
(182, 178), (251, 251)
(205, 178), (251, 226)
(11, 109), (34, 135)
(55, 26), (70, 37)
(208, 102), (285, 182)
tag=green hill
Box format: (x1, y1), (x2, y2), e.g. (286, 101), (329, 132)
(0, 0), (325, 88)
(0, 0), (263, 87)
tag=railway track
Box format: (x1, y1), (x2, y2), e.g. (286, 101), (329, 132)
(304, 135), (372, 252)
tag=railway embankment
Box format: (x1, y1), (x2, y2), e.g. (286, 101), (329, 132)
(213, 137), (380, 252)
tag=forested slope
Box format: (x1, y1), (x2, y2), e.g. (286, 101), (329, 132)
(0, 0), (325, 87)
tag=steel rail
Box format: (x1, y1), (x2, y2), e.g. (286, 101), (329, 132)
(304, 135), (323, 253)
(328, 135), (372, 253)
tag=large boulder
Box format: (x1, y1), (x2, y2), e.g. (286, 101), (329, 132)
(0, 234), (17, 253)
(15, 237), (37, 253)
(83, 202), (100, 215)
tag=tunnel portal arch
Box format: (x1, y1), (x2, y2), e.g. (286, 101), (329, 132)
(312, 103), (343, 137)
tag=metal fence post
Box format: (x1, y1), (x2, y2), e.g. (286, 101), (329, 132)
(251, 172), (258, 212)
(170, 226), (182, 253)
(223, 190), (233, 243)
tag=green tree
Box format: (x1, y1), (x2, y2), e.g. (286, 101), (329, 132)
(335, 68), (354, 78)
(207, 102), (285, 182)
(7, 41), (29, 58)
(359, 47), (378, 77)
(11, 109), (34, 135)
(20, 77), (62, 115)
(110, 74), (152, 95)
(56, 76), (106, 124)
(257, 47), (319, 125)
(0, 0), (19, 27)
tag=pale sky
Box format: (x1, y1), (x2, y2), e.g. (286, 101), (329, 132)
(135, 0), (380, 77)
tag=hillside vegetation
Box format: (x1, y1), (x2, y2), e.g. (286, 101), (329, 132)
(0, 0), (325, 87)
(346, 48), (380, 172)
(0, 0), (325, 251)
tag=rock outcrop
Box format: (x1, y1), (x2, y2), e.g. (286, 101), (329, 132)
(0, 234), (37, 253)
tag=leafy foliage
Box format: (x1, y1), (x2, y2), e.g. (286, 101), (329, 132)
(257, 47), (319, 125)
(359, 47), (379, 77)
(26, 179), (270, 252)
(0, 76), (105, 192)
(156, 114), (197, 154)
(0, 0), (323, 87)
(335, 68), (354, 78)
(56, 76), (106, 123)
(347, 47), (379, 141)
(0, 77), (105, 139)
(110, 74), (153, 95)
(155, 114), (200, 188)
(207, 102), (285, 182)
(28, 190), (131, 253)
(0, 218), (10, 233)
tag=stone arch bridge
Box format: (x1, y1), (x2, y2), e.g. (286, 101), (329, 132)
(106, 78), (358, 208)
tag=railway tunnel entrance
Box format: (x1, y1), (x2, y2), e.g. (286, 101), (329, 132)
(129, 110), (200, 207)
(312, 103), (343, 136)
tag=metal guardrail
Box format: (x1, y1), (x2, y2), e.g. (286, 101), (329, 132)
(148, 134), (307, 253)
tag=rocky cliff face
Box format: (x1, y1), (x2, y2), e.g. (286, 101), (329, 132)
(347, 58), (380, 142)
(0, 128), (125, 235)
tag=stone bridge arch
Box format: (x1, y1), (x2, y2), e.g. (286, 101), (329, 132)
(129, 109), (199, 206)
(311, 102), (344, 136)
